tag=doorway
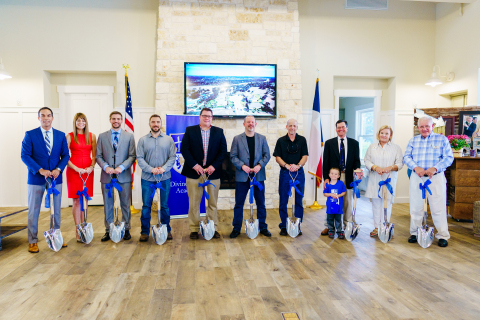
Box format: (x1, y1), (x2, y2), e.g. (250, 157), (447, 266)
(58, 86), (115, 205)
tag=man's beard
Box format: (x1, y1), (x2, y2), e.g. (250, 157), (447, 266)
(151, 127), (160, 133)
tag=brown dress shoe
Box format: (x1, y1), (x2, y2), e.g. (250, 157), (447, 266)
(28, 243), (39, 253)
(139, 234), (149, 242)
(167, 233), (173, 240)
(190, 232), (199, 239)
(321, 228), (329, 236)
(62, 242), (68, 248)
(213, 231), (221, 239)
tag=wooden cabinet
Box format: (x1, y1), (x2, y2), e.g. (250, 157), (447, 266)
(449, 156), (480, 220)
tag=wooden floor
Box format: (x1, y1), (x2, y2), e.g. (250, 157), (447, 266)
(0, 199), (480, 320)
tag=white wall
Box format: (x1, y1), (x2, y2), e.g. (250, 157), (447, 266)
(341, 99), (374, 139)
(434, 2), (480, 107)
(0, 0), (158, 110)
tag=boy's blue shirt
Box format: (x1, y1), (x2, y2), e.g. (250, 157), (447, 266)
(324, 180), (347, 214)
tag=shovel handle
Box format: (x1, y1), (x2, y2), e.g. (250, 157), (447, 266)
(383, 185), (388, 209)
(157, 188), (162, 223)
(423, 197), (428, 225)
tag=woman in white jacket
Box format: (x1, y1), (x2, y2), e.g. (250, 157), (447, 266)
(364, 125), (404, 237)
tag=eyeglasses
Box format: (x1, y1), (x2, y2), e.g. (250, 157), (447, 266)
(287, 142), (299, 154)
(201, 115), (212, 118)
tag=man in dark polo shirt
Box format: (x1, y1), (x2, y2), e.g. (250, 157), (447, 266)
(273, 119), (309, 236)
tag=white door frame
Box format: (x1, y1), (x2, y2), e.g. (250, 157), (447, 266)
(334, 89), (383, 133)
(57, 86), (115, 206)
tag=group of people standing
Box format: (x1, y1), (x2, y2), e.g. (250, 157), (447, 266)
(21, 106), (453, 253)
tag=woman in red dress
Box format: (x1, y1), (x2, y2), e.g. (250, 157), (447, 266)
(66, 113), (97, 241)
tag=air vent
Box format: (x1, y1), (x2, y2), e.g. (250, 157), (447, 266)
(345, 0), (388, 10)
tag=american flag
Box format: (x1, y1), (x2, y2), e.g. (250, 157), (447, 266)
(125, 74), (136, 180)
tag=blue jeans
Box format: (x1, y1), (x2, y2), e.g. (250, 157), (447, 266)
(232, 179), (267, 231)
(141, 178), (171, 234)
(278, 168), (305, 230)
(327, 214), (343, 233)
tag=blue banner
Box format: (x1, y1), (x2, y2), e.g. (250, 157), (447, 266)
(166, 115), (205, 217)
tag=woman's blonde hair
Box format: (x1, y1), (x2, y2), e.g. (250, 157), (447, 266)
(376, 125), (393, 141)
(73, 113), (91, 145)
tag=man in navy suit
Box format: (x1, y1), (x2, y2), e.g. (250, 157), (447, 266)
(21, 107), (70, 253)
(180, 107), (227, 240)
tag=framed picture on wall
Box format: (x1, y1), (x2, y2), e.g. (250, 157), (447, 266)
(459, 110), (480, 137)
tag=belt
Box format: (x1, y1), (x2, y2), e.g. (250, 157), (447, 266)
(341, 170), (345, 173)
(423, 173), (438, 177)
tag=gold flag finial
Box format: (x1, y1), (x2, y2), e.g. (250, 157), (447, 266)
(121, 63), (130, 76)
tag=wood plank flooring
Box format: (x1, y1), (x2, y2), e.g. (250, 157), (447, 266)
(0, 199), (479, 320)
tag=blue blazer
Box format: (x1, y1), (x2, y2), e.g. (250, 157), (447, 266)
(21, 127), (70, 185)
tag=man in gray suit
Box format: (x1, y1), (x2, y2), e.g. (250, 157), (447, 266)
(96, 111), (136, 241)
(229, 115), (271, 238)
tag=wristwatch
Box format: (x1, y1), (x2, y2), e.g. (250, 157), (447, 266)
(56, 167), (62, 173)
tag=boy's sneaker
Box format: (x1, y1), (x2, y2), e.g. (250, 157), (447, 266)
(338, 232), (345, 239)
(328, 231), (335, 238)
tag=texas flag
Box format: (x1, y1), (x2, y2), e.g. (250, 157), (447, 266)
(307, 78), (324, 187)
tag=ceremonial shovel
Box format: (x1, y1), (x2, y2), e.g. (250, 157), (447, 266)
(245, 172), (260, 239)
(378, 174), (394, 244)
(199, 174), (215, 240)
(345, 170), (362, 242)
(77, 172), (94, 244)
(287, 171), (301, 238)
(152, 175), (168, 245)
(44, 177), (64, 252)
(417, 181), (434, 248)
(109, 174), (125, 243)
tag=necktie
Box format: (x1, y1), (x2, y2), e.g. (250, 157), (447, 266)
(113, 132), (119, 153)
(340, 138), (345, 172)
(45, 131), (51, 155)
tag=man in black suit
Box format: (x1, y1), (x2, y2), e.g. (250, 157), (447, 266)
(464, 117), (477, 138)
(181, 107), (228, 240)
(322, 120), (363, 234)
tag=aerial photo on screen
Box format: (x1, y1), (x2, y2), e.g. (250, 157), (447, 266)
(185, 63), (276, 117)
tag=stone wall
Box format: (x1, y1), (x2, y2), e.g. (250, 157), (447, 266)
(155, 0), (303, 210)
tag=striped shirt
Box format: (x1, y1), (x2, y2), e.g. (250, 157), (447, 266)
(403, 132), (454, 173)
(201, 127), (211, 166)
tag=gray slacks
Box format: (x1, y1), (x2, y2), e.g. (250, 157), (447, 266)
(27, 183), (62, 244)
(101, 182), (131, 231)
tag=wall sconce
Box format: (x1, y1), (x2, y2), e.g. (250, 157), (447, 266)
(0, 57), (12, 80)
(425, 65), (454, 87)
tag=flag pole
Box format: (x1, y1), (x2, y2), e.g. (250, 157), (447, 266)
(308, 173), (323, 209)
(122, 63), (140, 214)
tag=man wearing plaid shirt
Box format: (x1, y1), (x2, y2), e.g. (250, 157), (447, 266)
(403, 116), (454, 247)
(180, 107), (227, 240)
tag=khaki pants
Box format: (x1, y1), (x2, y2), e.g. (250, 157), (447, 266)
(186, 177), (220, 232)
(340, 173), (354, 226)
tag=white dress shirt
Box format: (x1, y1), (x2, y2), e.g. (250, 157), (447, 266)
(40, 126), (53, 151)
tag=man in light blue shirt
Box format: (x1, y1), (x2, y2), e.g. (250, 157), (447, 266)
(403, 116), (453, 247)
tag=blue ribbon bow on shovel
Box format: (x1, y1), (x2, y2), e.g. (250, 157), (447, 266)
(288, 179), (304, 197)
(350, 179), (362, 199)
(106, 178), (123, 198)
(378, 178), (393, 199)
(198, 180), (216, 200)
(419, 179), (432, 199)
(45, 179), (60, 208)
(149, 181), (166, 199)
(76, 187), (92, 212)
(249, 177), (264, 204)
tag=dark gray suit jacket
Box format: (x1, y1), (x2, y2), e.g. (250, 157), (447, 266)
(230, 132), (270, 182)
(96, 129), (136, 184)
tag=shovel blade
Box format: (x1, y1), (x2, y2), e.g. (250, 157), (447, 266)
(44, 229), (63, 252)
(378, 222), (394, 244)
(77, 222), (94, 244)
(287, 217), (301, 238)
(417, 226), (435, 249)
(152, 223), (168, 245)
(345, 222), (360, 242)
(109, 222), (125, 243)
(200, 220), (215, 240)
(245, 219), (259, 239)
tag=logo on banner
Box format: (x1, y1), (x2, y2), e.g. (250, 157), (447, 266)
(171, 133), (185, 174)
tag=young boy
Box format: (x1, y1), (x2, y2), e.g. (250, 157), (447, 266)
(323, 167), (347, 239)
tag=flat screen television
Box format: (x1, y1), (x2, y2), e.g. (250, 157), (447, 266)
(184, 62), (277, 118)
